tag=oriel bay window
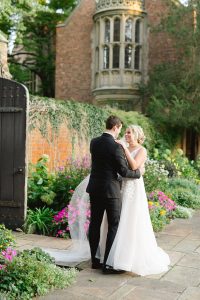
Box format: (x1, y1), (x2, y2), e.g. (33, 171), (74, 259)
(100, 17), (142, 71)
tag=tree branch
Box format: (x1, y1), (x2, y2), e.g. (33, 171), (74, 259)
(9, 52), (37, 57)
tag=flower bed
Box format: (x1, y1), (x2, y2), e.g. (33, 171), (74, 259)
(0, 225), (77, 300)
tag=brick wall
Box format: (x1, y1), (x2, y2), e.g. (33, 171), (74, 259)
(28, 123), (90, 170)
(55, 0), (176, 102)
(146, 0), (177, 71)
(55, 0), (95, 103)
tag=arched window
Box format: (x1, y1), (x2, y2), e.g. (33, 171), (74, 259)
(125, 45), (132, 69)
(113, 18), (120, 42)
(125, 18), (132, 42)
(104, 19), (110, 43)
(103, 45), (109, 69)
(134, 46), (140, 70)
(113, 44), (120, 68)
(135, 19), (141, 43)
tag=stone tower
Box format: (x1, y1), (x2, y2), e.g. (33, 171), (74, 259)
(92, 0), (148, 109)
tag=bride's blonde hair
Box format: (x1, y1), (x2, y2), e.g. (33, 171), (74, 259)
(128, 125), (146, 144)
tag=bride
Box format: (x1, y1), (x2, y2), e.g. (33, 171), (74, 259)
(67, 125), (170, 276)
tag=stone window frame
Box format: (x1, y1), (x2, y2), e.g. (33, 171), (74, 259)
(100, 15), (142, 71)
(134, 17), (142, 70)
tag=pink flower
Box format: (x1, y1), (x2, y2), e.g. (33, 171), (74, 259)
(2, 248), (17, 262)
(0, 264), (6, 270)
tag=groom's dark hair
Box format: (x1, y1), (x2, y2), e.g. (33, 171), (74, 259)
(106, 115), (123, 129)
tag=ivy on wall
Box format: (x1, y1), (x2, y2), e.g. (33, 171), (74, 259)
(29, 95), (159, 153)
(29, 96), (109, 140)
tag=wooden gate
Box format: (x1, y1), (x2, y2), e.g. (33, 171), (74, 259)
(0, 78), (28, 229)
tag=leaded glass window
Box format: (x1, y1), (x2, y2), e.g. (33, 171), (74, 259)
(114, 18), (120, 42)
(104, 19), (110, 43)
(125, 45), (132, 68)
(135, 19), (140, 43)
(113, 44), (120, 68)
(103, 45), (109, 69)
(125, 18), (132, 42)
(134, 46), (140, 70)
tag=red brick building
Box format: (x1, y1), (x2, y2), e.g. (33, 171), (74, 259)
(55, 0), (176, 110)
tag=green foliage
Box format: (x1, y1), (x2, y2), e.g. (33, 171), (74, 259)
(149, 204), (169, 232)
(146, 2), (200, 133)
(20, 247), (55, 264)
(28, 154), (56, 208)
(168, 177), (200, 196)
(23, 208), (55, 235)
(194, 155), (200, 177)
(167, 177), (200, 209)
(29, 95), (159, 153)
(143, 159), (169, 193)
(170, 188), (200, 209)
(0, 0), (76, 96)
(29, 95), (110, 140)
(28, 154), (90, 211)
(0, 247), (77, 300)
(153, 148), (199, 179)
(172, 206), (193, 219)
(52, 158), (90, 211)
(0, 224), (16, 252)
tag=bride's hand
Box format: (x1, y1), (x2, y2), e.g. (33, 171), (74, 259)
(115, 140), (127, 150)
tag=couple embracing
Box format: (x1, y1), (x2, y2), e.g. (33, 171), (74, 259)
(70, 115), (170, 276)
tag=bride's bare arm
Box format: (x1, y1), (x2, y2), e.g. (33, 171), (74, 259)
(116, 141), (147, 170)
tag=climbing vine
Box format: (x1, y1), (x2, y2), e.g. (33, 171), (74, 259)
(29, 95), (160, 152)
(29, 95), (110, 140)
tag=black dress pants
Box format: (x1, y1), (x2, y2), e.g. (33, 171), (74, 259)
(88, 194), (122, 266)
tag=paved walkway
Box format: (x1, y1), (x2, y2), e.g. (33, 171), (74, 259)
(14, 210), (200, 299)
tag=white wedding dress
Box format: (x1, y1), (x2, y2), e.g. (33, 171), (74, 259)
(46, 148), (170, 275)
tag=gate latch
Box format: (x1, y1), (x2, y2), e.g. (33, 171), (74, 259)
(15, 167), (24, 174)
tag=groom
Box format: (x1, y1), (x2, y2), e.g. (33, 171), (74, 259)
(86, 115), (141, 274)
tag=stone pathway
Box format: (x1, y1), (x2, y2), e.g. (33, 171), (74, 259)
(14, 210), (200, 299)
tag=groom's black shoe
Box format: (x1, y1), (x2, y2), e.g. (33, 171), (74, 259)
(102, 265), (126, 275)
(92, 259), (103, 269)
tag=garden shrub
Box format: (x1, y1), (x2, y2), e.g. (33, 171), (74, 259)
(153, 148), (199, 180)
(0, 225), (16, 252)
(28, 154), (56, 208)
(168, 177), (200, 195)
(28, 155), (90, 211)
(172, 206), (193, 219)
(147, 191), (176, 232)
(170, 188), (200, 209)
(143, 159), (169, 193)
(0, 247), (77, 300)
(23, 207), (55, 235)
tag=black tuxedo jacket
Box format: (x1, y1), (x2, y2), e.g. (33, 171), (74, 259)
(86, 133), (140, 198)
